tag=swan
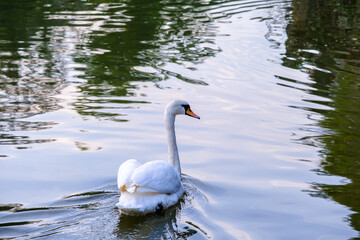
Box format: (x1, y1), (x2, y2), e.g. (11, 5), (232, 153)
(116, 100), (200, 215)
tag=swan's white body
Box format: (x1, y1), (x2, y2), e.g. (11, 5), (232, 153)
(117, 100), (199, 215)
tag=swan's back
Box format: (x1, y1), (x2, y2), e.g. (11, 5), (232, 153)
(117, 159), (184, 215)
(132, 160), (181, 193)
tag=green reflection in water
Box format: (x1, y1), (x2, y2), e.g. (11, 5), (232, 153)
(285, 0), (360, 234)
(0, 0), (221, 127)
(0, 0), (219, 141)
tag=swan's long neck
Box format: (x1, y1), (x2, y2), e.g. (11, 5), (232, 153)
(165, 113), (181, 176)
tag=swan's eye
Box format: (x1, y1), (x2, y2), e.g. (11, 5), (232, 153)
(181, 104), (190, 111)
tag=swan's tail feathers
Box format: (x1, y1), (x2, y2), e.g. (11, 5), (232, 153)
(117, 159), (141, 190)
(119, 184), (136, 193)
(120, 184), (163, 194)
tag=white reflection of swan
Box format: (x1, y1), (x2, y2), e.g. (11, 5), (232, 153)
(116, 175), (211, 239)
(116, 100), (200, 215)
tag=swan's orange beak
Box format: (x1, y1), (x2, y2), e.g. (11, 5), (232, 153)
(186, 108), (200, 119)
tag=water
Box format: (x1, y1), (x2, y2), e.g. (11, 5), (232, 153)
(0, 0), (360, 239)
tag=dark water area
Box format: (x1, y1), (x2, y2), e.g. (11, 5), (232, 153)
(1, 0), (360, 239)
(285, 1), (360, 236)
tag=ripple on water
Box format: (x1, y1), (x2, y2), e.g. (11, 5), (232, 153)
(0, 175), (236, 239)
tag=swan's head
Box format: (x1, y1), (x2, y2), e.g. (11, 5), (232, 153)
(165, 100), (200, 119)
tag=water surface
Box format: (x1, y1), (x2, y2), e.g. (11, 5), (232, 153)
(1, 0), (360, 239)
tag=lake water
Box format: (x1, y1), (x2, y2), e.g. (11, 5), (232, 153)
(1, 0), (360, 239)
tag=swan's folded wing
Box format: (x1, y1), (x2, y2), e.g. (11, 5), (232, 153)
(117, 159), (141, 191)
(131, 160), (181, 194)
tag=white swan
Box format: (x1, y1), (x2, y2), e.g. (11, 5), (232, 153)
(116, 100), (200, 215)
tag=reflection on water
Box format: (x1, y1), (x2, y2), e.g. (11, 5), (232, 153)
(1, 0), (360, 239)
(116, 175), (223, 239)
(284, 0), (360, 234)
(71, 0), (223, 120)
(0, 176), (215, 239)
(0, 76), (63, 146)
(0, 0), (282, 126)
(116, 202), (195, 239)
